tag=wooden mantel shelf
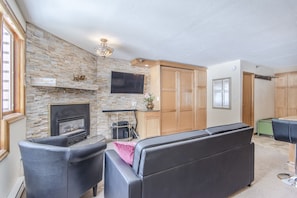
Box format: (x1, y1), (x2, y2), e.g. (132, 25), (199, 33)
(30, 77), (98, 91)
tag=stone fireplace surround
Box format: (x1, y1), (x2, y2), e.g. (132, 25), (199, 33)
(25, 23), (150, 139)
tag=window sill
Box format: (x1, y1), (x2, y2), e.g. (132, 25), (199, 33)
(3, 113), (25, 124)
(0, 113), (25, 161)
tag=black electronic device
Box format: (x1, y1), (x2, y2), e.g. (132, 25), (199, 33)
(111, 71), (144, 94)
(112, 121), (130, 139)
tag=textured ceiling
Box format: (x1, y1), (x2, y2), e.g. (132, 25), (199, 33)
(15, 0), (297, 68)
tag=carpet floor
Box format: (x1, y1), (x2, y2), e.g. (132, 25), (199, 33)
(81, 134), (297, 198)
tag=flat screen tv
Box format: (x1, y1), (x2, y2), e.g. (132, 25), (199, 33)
(111, 71), (144, 94)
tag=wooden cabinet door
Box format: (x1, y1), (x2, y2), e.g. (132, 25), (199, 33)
(161, 67), (194, 135)
(161, 67), (178, 135)
(194, 70), (207, 129)
(275, 87), (288, 117)
(145, 112), (160, 138)
(136, 111), (160, 139)
(288, 72), (297, 116)
(288, 87), (297, 116)
(178, 69), (194, 131)
(274, 73), (288, 117)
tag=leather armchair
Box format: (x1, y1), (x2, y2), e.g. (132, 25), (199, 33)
(19, 135), (106, 198)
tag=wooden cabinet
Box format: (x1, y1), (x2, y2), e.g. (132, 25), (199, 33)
(275, 72), (297, 117)
(136, 111), (160, 139)
(149, 61), (207, 136)
(161, 67), (194, 135)
(131, 60), (206, 136)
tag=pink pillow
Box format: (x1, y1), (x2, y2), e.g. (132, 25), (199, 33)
(113, 141), (136, 165)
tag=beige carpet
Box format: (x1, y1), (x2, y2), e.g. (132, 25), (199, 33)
(82, 135), (297, 198)
(232, 135), (297, 197)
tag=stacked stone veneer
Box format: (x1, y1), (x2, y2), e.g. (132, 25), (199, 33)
(26, 23), (150, 139)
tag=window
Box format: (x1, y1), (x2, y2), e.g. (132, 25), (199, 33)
(2, 25), (14, 113)
(212, 78), (231, 109)
(0, 2), (25, 160)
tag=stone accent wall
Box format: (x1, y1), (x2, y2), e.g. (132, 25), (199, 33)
(96, 58), (150, 139)
(25, 23), (150, 139)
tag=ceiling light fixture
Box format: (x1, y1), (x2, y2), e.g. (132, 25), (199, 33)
(95, 38), (114, 58)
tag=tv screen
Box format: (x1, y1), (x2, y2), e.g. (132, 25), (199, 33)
(111, 71), (144, 94)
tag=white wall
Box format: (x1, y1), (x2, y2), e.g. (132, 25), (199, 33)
(207, 60), (242, 127)
(207, 60), (275, 128)
(0, 118), (26, 198)
(241, 60), (275, 127)
(5, 0), (26, 30)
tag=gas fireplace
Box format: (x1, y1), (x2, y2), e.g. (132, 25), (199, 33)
(49, 103), (90, 145)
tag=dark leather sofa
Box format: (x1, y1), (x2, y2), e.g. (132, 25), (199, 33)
(104, 123), (254, 198)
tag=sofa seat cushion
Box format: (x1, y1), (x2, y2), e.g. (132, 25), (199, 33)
(206, 122), (249, 135)
(132, 130), (209, 174)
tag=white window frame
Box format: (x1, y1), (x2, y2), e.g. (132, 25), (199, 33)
(212, 78), (231, 109)
(2, 25), (14, 113)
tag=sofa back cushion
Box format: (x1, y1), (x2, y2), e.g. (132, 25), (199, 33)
(31, 135), (68, 147)
(206, 122), (249, 135)
(132, 130), (209, 174)
(136, 127), (253, 177)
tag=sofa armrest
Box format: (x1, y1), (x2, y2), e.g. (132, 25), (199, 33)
(104, 150), (141, 198)
(68, 141), (106, 163)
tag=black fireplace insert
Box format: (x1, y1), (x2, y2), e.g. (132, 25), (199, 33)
(49, 103), (90, 145)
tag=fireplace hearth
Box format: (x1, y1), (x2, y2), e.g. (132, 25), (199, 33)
(49, 103), (90, 145)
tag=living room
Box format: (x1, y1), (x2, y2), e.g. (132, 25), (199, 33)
(1, 0), (297, 197)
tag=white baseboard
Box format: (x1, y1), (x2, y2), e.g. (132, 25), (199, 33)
(8, 176), (25, 198)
